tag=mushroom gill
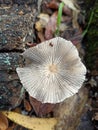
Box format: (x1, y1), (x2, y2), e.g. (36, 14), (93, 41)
(16, 37), (86, 103)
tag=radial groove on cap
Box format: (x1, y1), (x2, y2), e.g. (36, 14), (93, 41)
(16, 37), (86, 103)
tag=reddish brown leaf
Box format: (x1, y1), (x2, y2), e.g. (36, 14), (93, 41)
(24, 99), (32, 112)
(45, 11), (58, 40)
(14, 108), (21, 114)
(29, 96), (41, 116)
(38, 103), (55, 117)
(46, 1), (72, 16)
(0, 112), (8, 130)
(6, 123), (16, 130)
(29, 96), (55, 117)
(46, 0), (58, 9)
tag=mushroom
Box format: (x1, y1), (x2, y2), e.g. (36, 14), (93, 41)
(16, 37), (86, 103)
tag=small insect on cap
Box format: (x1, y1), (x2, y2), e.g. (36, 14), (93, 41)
(16, 37), (86, 103)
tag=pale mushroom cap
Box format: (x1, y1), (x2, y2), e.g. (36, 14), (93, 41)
(16, 37), (86, 103)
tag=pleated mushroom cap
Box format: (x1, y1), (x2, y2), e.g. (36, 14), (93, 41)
(16, 37), (86, 103)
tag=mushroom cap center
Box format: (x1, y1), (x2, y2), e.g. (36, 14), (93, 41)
(49, 64), (58, 73)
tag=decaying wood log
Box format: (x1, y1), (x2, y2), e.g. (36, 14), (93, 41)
(0, 3), (38, 109)
(54, 87), (88, 130)
(0, 4), (37, 51)
(0, 53), (23, 70)
(0, 53), (23, 109)
(0, 1), (89, 130)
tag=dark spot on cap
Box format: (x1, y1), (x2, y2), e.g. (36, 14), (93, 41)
(49, 43), (53, 47)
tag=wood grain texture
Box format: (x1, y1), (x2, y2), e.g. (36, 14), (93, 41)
(54, 87), (88, 130)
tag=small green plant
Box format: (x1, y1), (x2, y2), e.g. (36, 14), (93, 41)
(55, 2), (65, 36)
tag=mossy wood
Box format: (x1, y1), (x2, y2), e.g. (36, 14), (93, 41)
(0, 1), (88, 130)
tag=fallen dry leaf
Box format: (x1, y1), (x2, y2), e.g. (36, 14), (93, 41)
(38, 13), (50, 24)
(35, 21), (43, 31)
(14, 107), (21, 114)
(35, 13), (49, 31)
(60, 0), (79, 11)
(0, 112), (8, 130)
(29, 96), (41, 116)
(37, 31), (45, 42)
(46, 1), (71, 16)
(29, 96), (55, 117)
(61, 0), (80, 28)
(46, 0), (59, 9)
(2, 111), (57, 130)
(72, 11), (79, 28)
(6, 123), (16, 130)
(24, 99), (32, 112)
(45, 11), (58, 40)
